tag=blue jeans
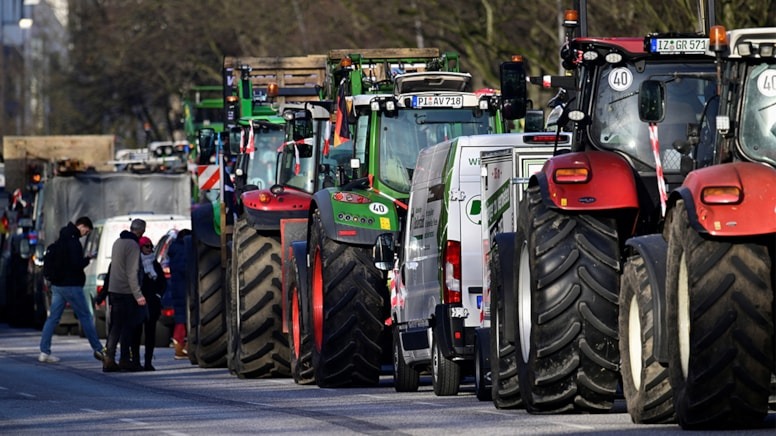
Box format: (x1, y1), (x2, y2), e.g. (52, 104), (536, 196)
(40, 285), (104, 355)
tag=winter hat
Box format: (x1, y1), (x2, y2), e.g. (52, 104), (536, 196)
(139, 236), (153, 248)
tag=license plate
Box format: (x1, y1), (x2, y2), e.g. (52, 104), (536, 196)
(412, 95), (463, 108)
(649, 38), (708, 54)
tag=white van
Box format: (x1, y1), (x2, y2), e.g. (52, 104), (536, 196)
(83, 213), (191, 336)
(390, 133), (571, 396)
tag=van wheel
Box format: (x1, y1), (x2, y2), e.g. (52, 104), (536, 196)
(518, 185), (620, 413)
(432, 337), (460, 396)
(490, 238), (522, 408)
(309, 211), (384, 387)
(666, 202), (773, 429)
(289, 260), (314, 385)
(195, 237), (227, 368)
(232, 219), (290, 378)
(474, 328), (492, 401)
(393, 326), (419, 392)
(619, 254), (675, 424)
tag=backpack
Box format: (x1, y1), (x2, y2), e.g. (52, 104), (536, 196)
(43, 238), (66, 283)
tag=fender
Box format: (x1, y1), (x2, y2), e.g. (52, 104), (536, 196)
(311, 189), (401, 246)
(289, 240), (310, 334)
(672, 162), (776, 237)
(493, 232), (517, 344)
(191, 202), (221, 248)
(241, 187), (311, 231)
(536, 150), (640, 211)
(624, 234), (669, 365)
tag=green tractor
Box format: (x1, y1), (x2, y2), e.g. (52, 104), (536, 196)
(287, 48), (515, 387)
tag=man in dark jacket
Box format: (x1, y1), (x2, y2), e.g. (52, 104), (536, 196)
(103, 218), (147, 372)
(39, 216), (106, 363)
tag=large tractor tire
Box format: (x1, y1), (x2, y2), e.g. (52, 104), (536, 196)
(225, 252), (238, 375)
(184, 234), (200, 366)
(517, 185), (621, 414)
(195, 237), (227, 368)
(666, 202), (774, 429)
(489, 240), (522, 409)
(231, 219), (290, 378)
(392, 326), (419, 392)
(619, 254), (675, 424)
(309, 211), (386, 387)
(288, 259), (315, 385)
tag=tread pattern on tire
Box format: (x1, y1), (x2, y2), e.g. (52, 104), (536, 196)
(666, 201), (774, 429)
(519, 185), (621, 414)
(195, 238), (227, 368)
(393, 326), (420, 392)
(490, 240), (523, 409)
(432, 337), (460, 396)
(232, 219), (290, 378)
(619, 254), (675, 424)
(310, 211), (386, 388)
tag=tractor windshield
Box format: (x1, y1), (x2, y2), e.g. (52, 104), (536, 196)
(590, 61), (715, 173)
(740, 62), (776, 167)
(245, 125), (284, 189)
(378, 108), (491, 192)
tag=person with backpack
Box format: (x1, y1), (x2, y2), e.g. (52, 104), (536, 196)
(38, 216), (106, 364)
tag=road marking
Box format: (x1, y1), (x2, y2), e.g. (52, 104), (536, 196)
(161, 431), (189, 436)
(0, 386), (7, 390)
(477, 409), (515, 417)
(18, 392), (35, 398)
(119, 418), (147, 426)
(550, 421), (594, 430)
(413, 401), (444, 407)
(81, 408), (101, 413)
(246, 402), (272, 407)
(358, 394), (388, 399)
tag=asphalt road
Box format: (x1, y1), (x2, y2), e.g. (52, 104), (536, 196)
(1, 323), (774, 435)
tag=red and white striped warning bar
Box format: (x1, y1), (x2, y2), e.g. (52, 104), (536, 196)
(197, 165), (220, 191)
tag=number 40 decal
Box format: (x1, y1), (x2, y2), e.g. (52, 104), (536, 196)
(369, 202), (389, 215)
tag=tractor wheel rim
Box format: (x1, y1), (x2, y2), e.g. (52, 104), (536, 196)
(312, 250), (324, 351)
(518, 241), (532, 362)
(292, 286), (301, 359)
(628, 294), (642, 390)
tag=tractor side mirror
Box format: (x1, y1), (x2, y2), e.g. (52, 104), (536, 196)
(373, 233), (395, 271)
(638, 80), (665, 123)
(500, 61), (527, 120)
(197, 128), (216, 165)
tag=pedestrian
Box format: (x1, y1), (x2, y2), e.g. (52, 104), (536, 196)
(168, 228), (191, 360)
(131, 236), (166, 371)
(39, 216), (106, 363)
(103, 218), (147, 372)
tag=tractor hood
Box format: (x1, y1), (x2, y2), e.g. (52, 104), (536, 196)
(394, 72), (472, 94)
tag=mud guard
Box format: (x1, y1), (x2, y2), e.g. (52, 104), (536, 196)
(290, 240), (309, 333)
(281, 219), (308, 332)
(191, 202), (220, 248)
(312, 190), (400, 246)
(624, 234), (669, 364)
(536, 151), (640, 211)
(672, 161), (776, 236)
(493, 232), (517, 344)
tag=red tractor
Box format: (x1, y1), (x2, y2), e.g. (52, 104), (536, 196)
(490, 1), (719, 414)
(620, 26), (775, 429)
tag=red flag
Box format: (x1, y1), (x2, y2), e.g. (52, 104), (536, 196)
(334, 82), (350, 146)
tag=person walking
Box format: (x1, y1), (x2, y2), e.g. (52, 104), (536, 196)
(131, 236), (166, 371)
(103, 218), (147, 372)
(39, 216), (106, 363)
(168, 229), (191, 360)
